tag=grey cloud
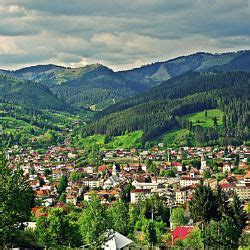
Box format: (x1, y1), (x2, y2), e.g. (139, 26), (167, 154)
(0, 0), (249, 70)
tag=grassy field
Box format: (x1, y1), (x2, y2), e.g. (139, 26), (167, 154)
(81, 131), (143, 150)
(151, 128), (196, 147)
(184, 109), (224, 127)
(0, 117), (33, 133)
(107, 131), (143, 149)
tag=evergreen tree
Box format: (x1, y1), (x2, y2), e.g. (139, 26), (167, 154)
(189, 181), (219, 225)
(0, 154), (35, 247)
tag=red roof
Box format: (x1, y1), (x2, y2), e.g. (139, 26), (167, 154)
(173, 226), (193, 241)
(172, 162), (182, 167)
(131, 189), (151, 193)
(98, 165), (112, 173)
(220, 183), (235, 189)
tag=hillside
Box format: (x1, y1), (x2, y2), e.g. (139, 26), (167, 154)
(0, 75), (68, 110)
(117, 50), (250, 88)
(2, 64), (148, 110)
(86, 71), (249, 146)
(49, 64), (148, 109)
(1, 50), (249, 110)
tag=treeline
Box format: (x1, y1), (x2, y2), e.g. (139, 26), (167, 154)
(86, 71), (249, 146)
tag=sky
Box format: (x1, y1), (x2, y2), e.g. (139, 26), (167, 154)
(0, 0), (250, 71)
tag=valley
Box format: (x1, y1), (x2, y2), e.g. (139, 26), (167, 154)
(1, 50), (250, 150)
(1, 50), (250, 249)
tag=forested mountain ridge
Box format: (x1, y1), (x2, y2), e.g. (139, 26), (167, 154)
(117, 50), (250, 88)
(86, 71), (249, 146)
(0, 64), (148, 109)
(0, 75), (68, 110)
(1, 50), (249, 110)
(49, 64), (148, 109)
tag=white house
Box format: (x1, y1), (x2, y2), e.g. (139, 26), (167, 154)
(130, 189), (151, 204)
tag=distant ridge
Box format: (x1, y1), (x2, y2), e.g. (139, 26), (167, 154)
(0, 50), (249, 109)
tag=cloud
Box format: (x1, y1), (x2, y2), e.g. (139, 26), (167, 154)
(0, 0), (249, 70)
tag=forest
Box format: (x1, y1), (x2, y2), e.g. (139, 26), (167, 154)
(85, 71), (249, 146)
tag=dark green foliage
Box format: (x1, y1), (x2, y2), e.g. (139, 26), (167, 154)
(189, 181), (219, 224)
(88, 71), (249, 146)
(0, 154), (35, 247)
(79, 196), (109, 248)
(2, 50), (249, 110)
(142, 220), (158, 246)
(138, 194), (170, 225)
(202, 216), (240, 248)
(51, 66), (148, 109)
(57, 175), (68, 195)
(0, 75), (68, 110)
(118, 50), (250, 88)
(35, 207), (82, 247)
(189, 183), (248, 248)
(170, 207), (188, 228)
(231, 192), (248, 232)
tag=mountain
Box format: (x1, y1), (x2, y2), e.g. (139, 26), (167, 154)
(117, 50), (250, 88)
(1, 50), (249, 110)
(86, 71), (249, 146)
(49, 64), (148, 109)
(0, 75), (68, 110)
(2, 64), (148, 110)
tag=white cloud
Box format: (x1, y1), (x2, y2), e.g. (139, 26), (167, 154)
(0, 0), (249, 70)
(0, 36), (25, 55)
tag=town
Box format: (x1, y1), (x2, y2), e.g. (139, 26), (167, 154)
(4, 142), (250, 247)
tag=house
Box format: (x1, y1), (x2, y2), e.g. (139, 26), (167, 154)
(175, 185), (196, 204)
(85, 166), (94, 174)
(244, 171), (250, 183)
(223, 162), (232, 173)
(103, 165), (121, 189)
(180, 176), (201, 188)
(219, 176), (237, 185)
(219, 183), (236, 193)
(239, 162), (249, 170)
(132, 180), (160, 190)
(82, 178), (102, 188)
(66, 194), (77, 205)
(84, 190), (120, 202)
(204, 179), (218, 190)
(98, 165), (112, 174)
(200, 155), (207, 171)
(172, 162), (182, 172)
(103, 175), (120, 189)
(189, 168), (200, 178)
(235, 183), (250, 201)
(130, 189), (151, 204)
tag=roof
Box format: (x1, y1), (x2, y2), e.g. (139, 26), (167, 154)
(245, 170), (250, 179)
(131, 189), (151, 193)
(220, 183), (236, 189)
(173, 226), (193, 241)
(172, 161), (182, 166)
(103, 231), (133, 249)
(98, 165), (112, 172)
